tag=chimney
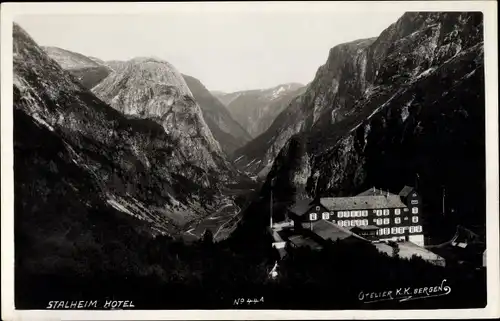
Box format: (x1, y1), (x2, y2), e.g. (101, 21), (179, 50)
(387, 190), (389, 197)
(373, 186), (376, 193)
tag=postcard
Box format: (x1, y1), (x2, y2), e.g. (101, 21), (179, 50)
(1, 1), (498, 320)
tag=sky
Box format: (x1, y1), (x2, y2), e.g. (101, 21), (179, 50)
(15, 7), (405, 92)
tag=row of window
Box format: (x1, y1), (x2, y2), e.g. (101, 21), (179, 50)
(377, 225), (423, 235)
(308, 208), (419, 221)
(338, 210), (369, 218)
(337, 219), (369, 227)
(373, 216), (419, 225)
(374, 208), (419, 216)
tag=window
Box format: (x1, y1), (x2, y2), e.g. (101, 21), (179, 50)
(412, 216), (419, 223)
(309, 213), (317, 221)
(416, 225), (423, 233)
(404, 208), (409, 212)
(412, 207), (419, 214)
(332, 220), (336, 224)
(395, 217), (401, 224)
(383, 218), (390, 225)
(322, 212), (330, 220)
(398, 227), (405, 234)
(363, 219), (369, 226)
(376, 210), (382, 216)
(363, 210), (368, 217)
(411, 200), (419, 205)
(338, 221), (343, 227)
(413, 193), (417, 197)
(315, 206), (321, 211)
(409, 226), (416, 233)
(384, 228), (390, 235)
(383, 209), (390, 216)
(395, 209), (401, 215)
(338, 212), (343, 218)
(391, 227), (397, 234)
(345, 212), (350, 218)
(345, 220), (350, 227)
(376, 218), (383, 225)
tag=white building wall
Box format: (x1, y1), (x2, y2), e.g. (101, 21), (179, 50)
(409, 234), (425, 247)
(273, 241), (286, 249)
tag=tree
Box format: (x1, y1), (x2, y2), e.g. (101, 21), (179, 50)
(202, 229), (214, 245)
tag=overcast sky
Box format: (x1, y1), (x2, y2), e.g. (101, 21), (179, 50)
(15, 9), (405, 92)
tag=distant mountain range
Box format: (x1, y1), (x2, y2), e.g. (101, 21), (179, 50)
(182, 74), (252, 155)
(213, 83), (305, 138)
(43, 46), (113, 89)
(41, 51), (253, 155)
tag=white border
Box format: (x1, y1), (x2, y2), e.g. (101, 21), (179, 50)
(1, 1), (498, 320)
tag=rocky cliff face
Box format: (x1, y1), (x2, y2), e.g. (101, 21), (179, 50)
(263, 12), (485, 227)
(92, 57), (233, 176)
(43, 46), (113, 89)
(14, 23), (239, 275)
(232, 38), (376, 177)
(182, 74), (252, 155)
(214, 83), (305, 138)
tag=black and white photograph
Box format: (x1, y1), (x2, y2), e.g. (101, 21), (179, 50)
(1, 1), (498, 320)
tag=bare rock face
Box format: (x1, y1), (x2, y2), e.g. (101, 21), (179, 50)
(92, 57), (232, 175)
(43, 46), (113, 89)
(214, 83), (305, 138)
(14, 23), (238, 277)
(262, 12), (485, 228)
(182, 74), (252, 155)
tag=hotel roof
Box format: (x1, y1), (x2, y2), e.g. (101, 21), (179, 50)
(357, 187), (398, 197)
(319, 194), (406, 211)
(308, 219), (368, 242)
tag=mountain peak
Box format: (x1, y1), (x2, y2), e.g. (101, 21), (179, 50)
(92, 56), (230, 173)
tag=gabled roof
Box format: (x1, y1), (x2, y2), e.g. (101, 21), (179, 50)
(320, 194), (406, 211)
(288, 234), (323, 250)
(357, 187), (398, 197)
(309, 220), (367, 242)
(288, 198), (314, 215)
(399, 185), (415, 197)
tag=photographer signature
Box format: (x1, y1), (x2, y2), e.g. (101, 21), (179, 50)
(358, 279), (451, 303)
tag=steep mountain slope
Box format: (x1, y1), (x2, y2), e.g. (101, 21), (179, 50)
(214, 83), (305, 138)
(91, 57), (234, 177)
(43, 46), (113, 89)
(263, 12), (485, 228)
(182, 74), (252, 155)
(14, 23), (238, 278)
(232, 38), (376, 177)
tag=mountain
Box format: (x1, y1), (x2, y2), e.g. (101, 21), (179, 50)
(105, 60), (127, 72)
(91, 57), (235, 176)
(261, 12), (485, 229)
(182, 74), (252, 155)
(214, 83), (305, 138)
(42, 46), (113, 89)
(14, 23), (238, 275)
